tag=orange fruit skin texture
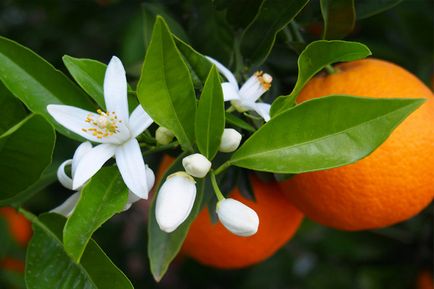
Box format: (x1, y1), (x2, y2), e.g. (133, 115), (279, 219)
(0, 207), (32, 247)
(280, 58), (434, 231)
(181, 177), (303, 269)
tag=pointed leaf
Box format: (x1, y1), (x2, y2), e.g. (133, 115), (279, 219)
(0, 114), (55, 200)
(24, 212), (133, 289)
(148, 154), (205, 281)
(240, 0), (310, 65)
(321, 0), (356, 39)
(231, 96), (425, 173)
(0, 36), (95, 140)
(195, 66), (225, 159)
(225, 112), (255, 132)
(63, 167), (128, 262)
(137, 17), (196, 151)
(270, 40), (371, 116)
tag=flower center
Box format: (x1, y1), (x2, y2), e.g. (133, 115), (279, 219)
(255, 71), (272, 90)
(82, 109), (121, 139)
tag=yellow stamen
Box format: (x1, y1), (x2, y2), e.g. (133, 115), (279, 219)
(255, 71), (272, 90)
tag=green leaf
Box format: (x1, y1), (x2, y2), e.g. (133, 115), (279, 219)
(230, 96), (425, 173)
(225, 112), (255, 132)
(174, 36), (213, 88)
(0, 36), (95, 140)
(270, 40), (371, 116)
(24, 212), (133, 289)
(195, 66), (225, 160)
(148, 154), (205, 281)
(225, 0), (263, 29)
(356, 0), (403, 19)
(63, 55), (107, 109)
(321, 0), (356, 39)
(137, 17), (196, 151)
(63, 167), (128, 262)
(240, 0), (310, 65)
(0, 82), (27, 135)
(0, 114), (55, 200)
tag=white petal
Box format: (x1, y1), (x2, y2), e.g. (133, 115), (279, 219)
(72, 143), (116, 189)
(125, 165), (156, 207)
(71, 142), (93, 176)
(115, 138), (150, 199)
(240, 101), (271, 122)
(239, 74), (267, 102)
(128, 105), (153, 138)
(156, 172), (196, 233)
(104, 56), (129, 122)
(216, 198), (259, 237)
(221, 82), (241, 101)
(51, 192), (80, 217)
(205, 56), (239, 89)
(47, 105), (104, 143)
(182, 153), (211, 178)
(57, 159), (73, 190)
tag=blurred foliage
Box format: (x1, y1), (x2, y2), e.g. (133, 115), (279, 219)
(0, 0), (432, 288)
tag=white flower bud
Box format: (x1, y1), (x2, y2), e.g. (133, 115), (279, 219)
(216, 198), (259, 237)
(156, 172), (196, 233)
(182, 153), (211, 178)
(156, 126), (175, 145)
(219, 128), (242, 153)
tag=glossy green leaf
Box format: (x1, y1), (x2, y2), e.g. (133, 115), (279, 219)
(0, 82), (27, 135)
(270, 40), (371, 116)
(174, 36), (213, 88)
(230, 96), (425, 173)
(0, 36), (95, 140)
(0, 114), (55, 200)
(225, 112), (255, 132)
(321, 0), (355, 39)
(356, 0), (403, 19)
(148, 154), (205, 281)
(63, 167), (128, 262)
(24, 212), (133, 289)
(240, 0), (310, 65)
(195, 66), (225, 160)
(137, 17), (196, 151)
(63, 55), (107, 109)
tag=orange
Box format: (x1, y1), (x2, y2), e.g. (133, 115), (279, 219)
(280, 58), (434, 231)
(0, 207), (32, 246)
(0, 258), (25, 273)
(417, 270), (434, 289)
(181, 176), (303, 269)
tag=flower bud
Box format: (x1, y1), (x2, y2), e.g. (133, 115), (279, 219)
(182, 153), (211, 178)
(156, 126), (175, 145)
(216, 198), (259, 237)
(219, 128), (242, 153)
(156, 172), (196, 233)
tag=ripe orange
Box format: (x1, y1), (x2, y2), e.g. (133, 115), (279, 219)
(280, 58), (434, 231)
(0, 207), (32, 247)
(181, 176), (303, 269)
(417, 270), (434, 289)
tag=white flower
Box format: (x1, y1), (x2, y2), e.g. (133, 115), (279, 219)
(219, 128), (242, 153)
(182, 153), (211, 178)
(206, 56), (272, 122)
(155, 126), (175, 145)
(216, 198), (259, 237)
(51, 142), (155, 217)
(47, 56), (154, 199)
(156, 172), (196, 233)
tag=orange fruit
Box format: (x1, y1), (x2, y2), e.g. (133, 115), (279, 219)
(280, 58), (434, 231)
(417, 270), (434, 289)
(0, 258), (25, 273)
(181, 176), (303, 269)
(0, 207), (32, 246)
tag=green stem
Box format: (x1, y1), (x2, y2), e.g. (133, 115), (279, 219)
(210, 171), (225, 201)
(213, 161), (231, 175)
(325, 64), (339, 74)
(141, 141), (179, 156)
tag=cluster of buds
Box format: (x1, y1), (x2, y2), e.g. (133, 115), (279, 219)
(155, 128), (259, 236)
